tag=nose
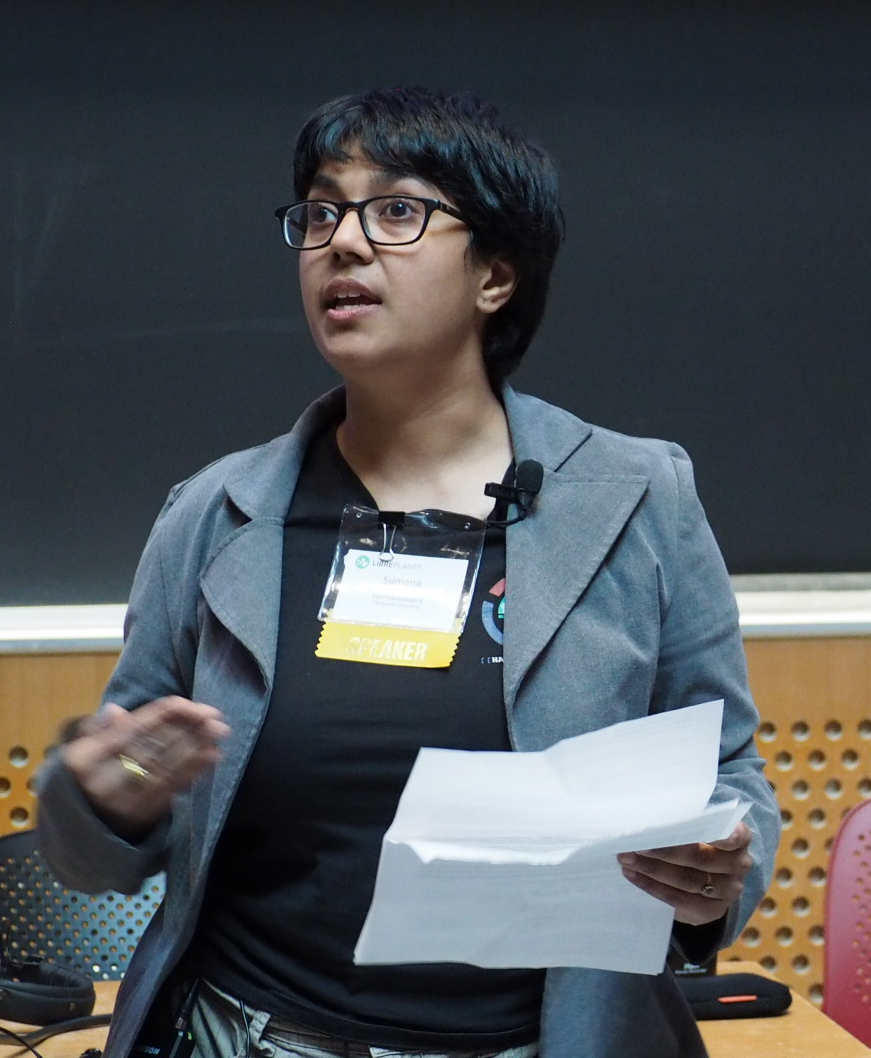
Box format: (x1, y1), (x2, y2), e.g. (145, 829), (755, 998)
(329, 205), (373, 257)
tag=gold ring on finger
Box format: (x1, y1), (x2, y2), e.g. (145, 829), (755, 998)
(118, 754), (150, 783)
(700, 872), (716, 898)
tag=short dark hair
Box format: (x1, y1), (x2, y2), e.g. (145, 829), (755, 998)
(293, 86), (564, 385)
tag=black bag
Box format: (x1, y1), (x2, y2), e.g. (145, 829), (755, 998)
(678, 971), (792, 1020)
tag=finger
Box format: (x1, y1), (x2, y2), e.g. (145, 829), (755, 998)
(66, 696), (228, 789)
(629, 833), (751, 874)
(133, 699), (229, 748)
(102, 698), (226, 751)
(624, 842), (719, 872)
(129, 696), (224, 729)
(69, 703), (139, 758)
(114, 738), (221, 800)
(618, 846), (749, 897)
(618, 851), (716, 896)
(82, 702), (126, 732)
(124, 711), (228, 790)
(620, 866), (732, 927)
(139, 723), (225, 768)
(130, 715), (229, 772)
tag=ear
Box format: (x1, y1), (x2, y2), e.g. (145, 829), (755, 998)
(476, 254), (518, 315)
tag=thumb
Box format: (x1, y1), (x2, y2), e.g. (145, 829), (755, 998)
(89, 702), (138, 753)
(710, 821), (751, 852)
(68, 702), (127, 738)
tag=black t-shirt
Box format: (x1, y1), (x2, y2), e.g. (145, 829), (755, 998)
(195, 428), (544, 1050)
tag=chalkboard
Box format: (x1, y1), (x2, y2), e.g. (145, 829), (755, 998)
(2, 0), (870, 604)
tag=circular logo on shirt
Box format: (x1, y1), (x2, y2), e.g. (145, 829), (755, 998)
(481, 577), (506, 645)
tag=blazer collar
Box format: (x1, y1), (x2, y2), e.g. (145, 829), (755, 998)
(222, 386), (347, 521)
(502, 386), (593, 471)
(220, 384), (589, 522)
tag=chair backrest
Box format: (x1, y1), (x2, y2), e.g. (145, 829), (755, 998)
(822, 797), (871, 1046)
(0, 829), (164, 980)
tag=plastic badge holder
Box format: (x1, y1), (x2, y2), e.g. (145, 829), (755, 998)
(316, 505), (486, 668)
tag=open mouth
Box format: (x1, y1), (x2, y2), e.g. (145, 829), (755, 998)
(326, 292), (379, 310)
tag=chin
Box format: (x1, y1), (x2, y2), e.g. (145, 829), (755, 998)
(317, 342), (394, 375)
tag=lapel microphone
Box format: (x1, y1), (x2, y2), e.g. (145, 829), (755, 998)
(485, 459), (544, 526)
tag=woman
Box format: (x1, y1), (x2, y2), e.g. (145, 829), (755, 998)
(38, 87), (780, 1058)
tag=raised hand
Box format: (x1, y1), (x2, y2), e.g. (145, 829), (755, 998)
(62, 697), (229, 841)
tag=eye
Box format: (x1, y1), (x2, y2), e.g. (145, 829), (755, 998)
(307, 202), (338, 229)
(376, 197), (424, 224)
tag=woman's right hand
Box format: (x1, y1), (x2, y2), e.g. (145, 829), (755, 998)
(62, 697), (230, 841)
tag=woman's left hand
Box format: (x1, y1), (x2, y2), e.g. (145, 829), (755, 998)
(616, 822), (753, 926)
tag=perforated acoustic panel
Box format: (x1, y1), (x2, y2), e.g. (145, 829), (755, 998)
(720, 637), (871, 1006)
(0, 830), (164, 980)
(0, 741), (33, 831)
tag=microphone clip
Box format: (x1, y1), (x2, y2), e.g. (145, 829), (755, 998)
(485, 459), (544, 527)
(483, 482), (520, 504)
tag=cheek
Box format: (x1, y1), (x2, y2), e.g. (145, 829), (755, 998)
(404, 256), (480, 316)
(298, 262), (320, 320)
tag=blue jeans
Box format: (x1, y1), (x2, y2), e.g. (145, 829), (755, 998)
(191, 980), (538, 1058)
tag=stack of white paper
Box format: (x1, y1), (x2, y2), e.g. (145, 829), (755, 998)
(355, 699), (748, 974)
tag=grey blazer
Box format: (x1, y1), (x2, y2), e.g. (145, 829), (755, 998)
(38, 386), (780, 1058)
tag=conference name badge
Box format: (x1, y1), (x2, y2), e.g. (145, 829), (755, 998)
(316, 505), (485, 668)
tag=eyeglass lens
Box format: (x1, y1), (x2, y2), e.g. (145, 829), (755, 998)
(284, 197), (431, 248)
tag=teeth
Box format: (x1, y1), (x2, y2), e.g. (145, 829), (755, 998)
(330, 291), (369, 308)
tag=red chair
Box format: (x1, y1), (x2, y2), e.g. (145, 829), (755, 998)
(823, 797), (871, 1046)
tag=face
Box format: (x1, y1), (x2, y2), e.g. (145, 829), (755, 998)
(297, 152), (513, 383)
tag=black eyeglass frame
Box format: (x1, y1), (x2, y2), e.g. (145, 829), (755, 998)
(273, 196), (468, 250)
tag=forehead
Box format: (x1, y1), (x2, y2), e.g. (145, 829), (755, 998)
(307, 151), (439, 197)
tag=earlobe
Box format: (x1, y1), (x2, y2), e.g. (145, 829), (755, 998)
(477, 254), (518, 315)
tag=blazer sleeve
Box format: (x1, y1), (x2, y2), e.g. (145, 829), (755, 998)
(37, 490), (190, 894)
(653, 444), (781, 961)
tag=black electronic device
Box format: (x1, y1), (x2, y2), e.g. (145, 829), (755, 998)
(130, 980), (198, 1058)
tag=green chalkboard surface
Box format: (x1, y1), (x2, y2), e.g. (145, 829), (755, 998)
(2, 1), (869, 603)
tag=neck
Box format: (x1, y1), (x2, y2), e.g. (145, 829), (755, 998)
(337, 367), (512, 517)
(341, 376), (502, 460)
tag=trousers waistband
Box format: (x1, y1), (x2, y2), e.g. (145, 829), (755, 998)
(198, 979), (538, 1058)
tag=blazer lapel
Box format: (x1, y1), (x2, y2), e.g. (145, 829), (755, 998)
(198, 386), (348, 687)
(191, 389), (349, 869)
(500, 387), (649, 711)
(199, 519), (286, 688)
(502, 472), (649, 710)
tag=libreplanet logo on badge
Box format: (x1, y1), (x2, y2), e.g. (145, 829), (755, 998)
(356, 555), (370, 569)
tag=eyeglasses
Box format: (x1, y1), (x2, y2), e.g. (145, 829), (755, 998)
(274, 196), (468, 250)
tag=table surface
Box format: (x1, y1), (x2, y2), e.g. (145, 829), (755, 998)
(1, 962), (868, 1058)
(703, 961), (871, 1056)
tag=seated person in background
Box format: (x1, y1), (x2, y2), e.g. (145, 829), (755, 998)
(37, 86), (780, 1058)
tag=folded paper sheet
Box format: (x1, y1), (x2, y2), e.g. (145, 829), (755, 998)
(355, 699), (749, 974)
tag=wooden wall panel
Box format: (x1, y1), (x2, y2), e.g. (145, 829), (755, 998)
(2, 637), (871, 1007)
